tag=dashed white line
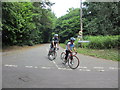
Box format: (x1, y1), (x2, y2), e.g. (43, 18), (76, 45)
(58, 68), (72, 70)
(4, 64), (118, 72)
(25, 66), (33, 68)
(94, 67), (104, 69)
(99, 70), (105, 72)
(34, 66), (38, 68)
(109, 67), (118, 70)
(41, 67), (51, 69)
(79, 69), (91, 71)
(85, 69), (91, 71)
(79, 66), (87, 69)
(4, 64), (18, 67)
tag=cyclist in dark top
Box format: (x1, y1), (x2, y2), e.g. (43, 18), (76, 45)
(51, 34), (59, 49)
(48, 34), (59, 55)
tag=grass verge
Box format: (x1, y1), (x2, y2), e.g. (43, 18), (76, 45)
(60, 43), (119, 61)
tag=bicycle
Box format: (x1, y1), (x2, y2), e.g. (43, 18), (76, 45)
(61, 51), (80, 69)
(48, 47), (59, 60)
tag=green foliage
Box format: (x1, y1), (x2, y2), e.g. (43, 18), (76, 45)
(2, 2), (56, 46)
(83, 2), (120, 35)
(82, 35), (119, 49)
(55, 8), (80, 43)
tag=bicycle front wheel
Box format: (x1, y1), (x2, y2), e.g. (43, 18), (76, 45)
(68, 55), (79, 69)
(48, 51), (57, 60)
(60, 52), (66, 62)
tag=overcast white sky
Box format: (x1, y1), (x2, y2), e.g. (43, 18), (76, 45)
(49, 0), (86, 18)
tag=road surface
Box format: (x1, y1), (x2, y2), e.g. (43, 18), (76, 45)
(2, 44), (118, 88)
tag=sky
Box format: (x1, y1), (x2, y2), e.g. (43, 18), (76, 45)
(49, 0), (86, 18)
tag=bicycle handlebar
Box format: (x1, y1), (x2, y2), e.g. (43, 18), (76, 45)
(71, 52), (77, 56)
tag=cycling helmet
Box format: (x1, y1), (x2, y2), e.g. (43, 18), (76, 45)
(54, 34), (58, 37)
(70, 37), (76, 41)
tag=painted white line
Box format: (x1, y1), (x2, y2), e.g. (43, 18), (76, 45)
(34, 66), (38, 68)
(58, 68), (72, 70)
(79, 68), (91, 71)
(79, 66), (87, 69)
(109, 67), (118, 70)
(41, 67), (51, 69)
(25, 66), (33, 68)
(64, 69), (72, 71)
(58, 68), (66, 70)
(4, 64), (18, 67)
(12, 65), (18, 67)
(79, 69), (82, 71)
(94, 67), (104, 69)
(99, 70), (105, 72)
(85, 69), (91, 71)
(4, 64), (11, 67)
(52, 60), (59, 69)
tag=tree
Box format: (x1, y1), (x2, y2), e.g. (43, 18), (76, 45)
(82, 2), (120, 35)
(2, 1), (56, 46)
(55, 8), (80, 42)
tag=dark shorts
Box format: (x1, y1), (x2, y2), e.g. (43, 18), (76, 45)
(51, 42), (57, 48)
(65, 50), (71, 60)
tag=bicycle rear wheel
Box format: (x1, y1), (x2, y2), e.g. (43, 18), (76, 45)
(68, 55), (79, 69)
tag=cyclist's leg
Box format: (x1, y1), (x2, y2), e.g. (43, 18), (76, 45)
(48, 43), (53, 55)
(69, 53), (73, 64)
(54, 42), (57, 50)
(65, 50), (69, 61)
(70, 53), (73, 60)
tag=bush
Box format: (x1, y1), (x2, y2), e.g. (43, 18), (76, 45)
(81, 35), (119, 49)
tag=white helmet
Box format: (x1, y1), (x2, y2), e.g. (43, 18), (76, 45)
(54, 34), (58, 37)
(70, 37), (76, 41)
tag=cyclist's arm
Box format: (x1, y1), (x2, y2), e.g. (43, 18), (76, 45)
(52, 41), (55, 47)
(57, 42), (59, 47)
(73, 47), (77, 52)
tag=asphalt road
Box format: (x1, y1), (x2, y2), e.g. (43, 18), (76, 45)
(2, 44), (118, 88)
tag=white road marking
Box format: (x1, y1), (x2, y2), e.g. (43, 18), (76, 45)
(109, 67), (118, 70)
(4, 64), (18, 67)
(85, 69), (91, 71)
(25, 66), (33, 68)
(79, 66), (87, 69)
(52, 60), (60, 69)
(34, 66), (38, 68)
(41, 67), (51, 69)
(79, 69), (91, 71)
(63, 69), (72, 71)
(4, 64), (11, 67)
(4, 64), (117, 72)
(94, 67), (104, 69)
(58, 68), (72, 70)
(99, 70), (105, 72)
(79, 69), (82, 71)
